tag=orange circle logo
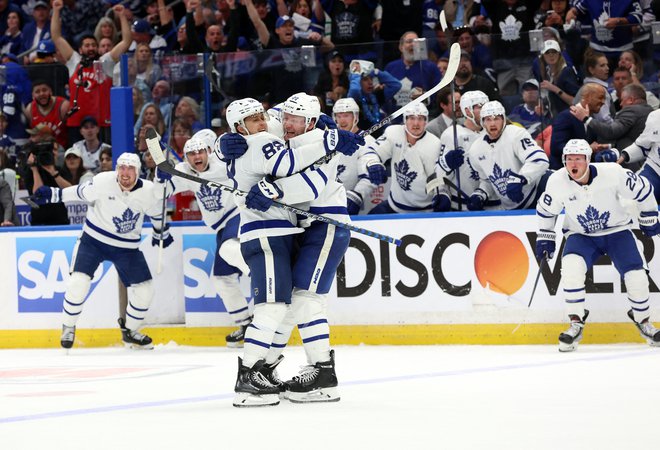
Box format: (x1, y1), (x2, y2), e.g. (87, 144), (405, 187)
(474, 231), (529, 295)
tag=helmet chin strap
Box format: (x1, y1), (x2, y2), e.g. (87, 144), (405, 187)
(404, 125), (424, 139)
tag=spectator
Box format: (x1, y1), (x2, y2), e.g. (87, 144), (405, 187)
(570, 83), (653, 160)
(24, 40), (71, 99)
(324, 0), (378, 61)
(550, 83), (606, 169)
(566, 0), (642, 67)
(477, 0), (544, 95)
(313, 49), (350, 114)
(141, 147), (157, 181)
(618, 49), (646, 84)
(0, 53), (31, 146)
(24, 80), (71, 150)
(0, 113), (17, 161)
(20, 0), (51, 63)
(57, 0), (107, 45)
(126, 43), (163, 102)
(509, 79), (548, 135)
(67, 116), (111, 172)
(385, 30), (442, 110)
(174, 96), (203, 134)
(443, 0), (477, 28)
(380, 0), (424, 64)
(94, 16), (119, 46)
(96, 147), (113, 173)
(288, 0), (325, 39)
(0, 10), (23, 56)
(133, 87), (145, 124)
(347, 59), (402, 130)
(135, 103), (167, 153)
(421, 0), (443, 43)
(447, 26), (493, 80)
(235, 0), (276, 51)
(51, 1), (132, 142)
(185, 0), (239, 54)
(540, 0), (569, 30)
(22, 138), (70, 225)
(0, 176), (16, 226)
(60, 146), (94, 185)
(535, 39), (581, 117)
(169, 118), (193, 157)
(0, 0), (27, 37)
(128, 18), (168, 56)
(134, 80), (173, 135)
(453, 50), (501, 103)
(610, 65), (660, 111)
(426, 86), (462, 139)
(575, 49), (614, 124)
(0, 147), (16, 199)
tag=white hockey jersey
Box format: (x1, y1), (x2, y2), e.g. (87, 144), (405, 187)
(167, 157), (238, 231)
(469, 125), (549, 209)
(336, 134), (376, 196)
(622, 109), (660, 176)
(537, 163), (657, 237)
(61, 171), (165, 249)
(366, 125), (442, 212)
(436, 125), (482, 208)
(227, 131), (331, 242)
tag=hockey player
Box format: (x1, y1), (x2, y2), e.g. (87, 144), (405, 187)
(331, 97), (378, 215)
(468, 101), (550, 211)
(244, 92), (358, 403)
(31, 152), (171, 349)
(536, 139), (660, 352)
(218, 97), (362, 407)
(363, 102), (444, 214)
(156, 135), (251, 347)
(617, 109), (660, 202)
(435, 90), (489, 211)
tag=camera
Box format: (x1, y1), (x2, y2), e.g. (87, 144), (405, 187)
(19, 141), (55, 169)
(79, 55), (94, 68)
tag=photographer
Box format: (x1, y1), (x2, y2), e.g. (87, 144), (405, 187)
(22, 139), (69, 225)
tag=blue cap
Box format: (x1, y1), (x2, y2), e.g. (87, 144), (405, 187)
(275, 15), (294, 29)
(37, 39), (56, 55)
(132, 19), (154, 35)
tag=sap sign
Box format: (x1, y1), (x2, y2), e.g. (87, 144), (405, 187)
(183, 233), (226, 312)
(16, 236), (109, 313)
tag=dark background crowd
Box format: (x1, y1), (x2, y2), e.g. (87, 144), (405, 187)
(1, 0), (660, 226)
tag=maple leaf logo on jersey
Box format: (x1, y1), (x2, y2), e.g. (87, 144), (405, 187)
(594, 12), (613, 42)
(394, 159), (417, 191)
(488, 163), (511, 196)
(336, 164), (346, 181)
(577, 205), (610, 233)
(196, 184), (223, 212)
(112, 208), (141, 234)
(499, 15), (522, 41)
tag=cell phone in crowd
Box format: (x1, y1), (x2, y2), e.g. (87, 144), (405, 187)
(413, 38), (428, 61)
(301, 45), (316, 68)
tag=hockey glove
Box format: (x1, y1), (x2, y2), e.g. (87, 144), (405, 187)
(346, 190), (363, 215)
(639, 211), (660, 237)
(32, 185), (62, 205)
(217, 133), (248, 160)
(594, 148), (619, 163)
(439, 148), (464, 172)
(432, 193), (451, 212)
(246, 177), (283, 212)
(323, 129), (365, 156)
(467, 193), (485, 211)
(154, 167), (172, 183)
(535, 229), (556, 260)
(152, 224), (174, 248)
(316, 113), (338, 130)
(366, 160), (387, 185)
(506, 172), (527, 203)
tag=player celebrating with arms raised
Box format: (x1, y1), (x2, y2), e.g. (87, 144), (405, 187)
(535, 139), (660, 352)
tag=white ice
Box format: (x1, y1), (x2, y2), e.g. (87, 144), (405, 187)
(0, 343), (658, 450)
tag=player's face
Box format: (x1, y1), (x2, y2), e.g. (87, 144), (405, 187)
(33, 84), (52, 106)
(471, 104), (483, 124)
(243, 113), (268, 134)
(282, 113), (310, 140)
(564, 154), (589, 181)
(405, 115), (427, 136)
(483, 115), (504, 139)
(117, 164), (138, 190)
(334, 112), (356, 131)
(186, 148), (210, 172)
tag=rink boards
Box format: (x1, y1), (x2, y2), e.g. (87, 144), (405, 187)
(0, 210), (658, 348)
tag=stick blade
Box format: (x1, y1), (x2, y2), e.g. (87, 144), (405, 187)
(439, 10), (448, 31)
(21, 196), (40, 209)
(145, 128), (166, 165)
(440, 43), (461, 90)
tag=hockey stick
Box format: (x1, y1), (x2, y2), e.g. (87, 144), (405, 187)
(146, 129), (402, 246)
(442, 177), (470, 202)
(511, 252), (548, 334)
(441, 11), (463, 211)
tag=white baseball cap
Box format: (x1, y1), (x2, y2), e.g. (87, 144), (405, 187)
(64, 147), (83, 158)
(542, 40), (561, 54)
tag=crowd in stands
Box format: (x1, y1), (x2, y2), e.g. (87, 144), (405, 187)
(1, 0), (660, 225)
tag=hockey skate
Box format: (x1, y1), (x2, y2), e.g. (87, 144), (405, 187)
(233, 358), (281, 407)
(627, 310), (660, 347)
(259, 355), (288, 397)
(60, 325), (76, 349)
(286, 350), (340, 403)
(558, 310), (589, 353)
(225, 317), (252, 348)
(118, 318), (154, 350)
